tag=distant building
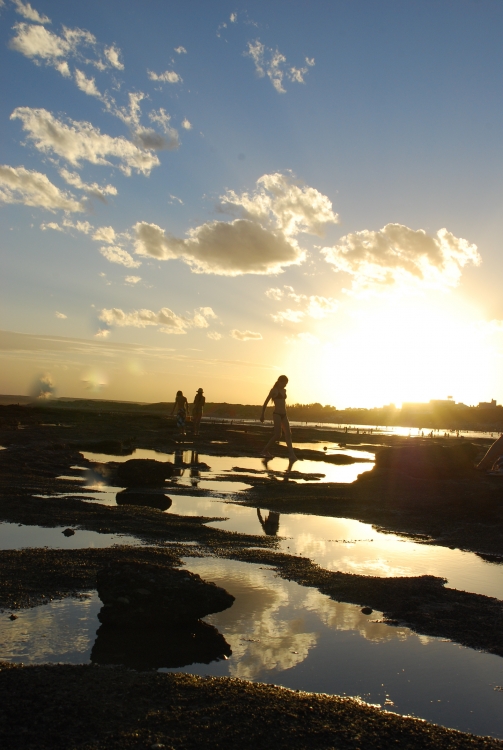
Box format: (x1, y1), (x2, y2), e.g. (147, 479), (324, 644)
(478, 399), (498, 408)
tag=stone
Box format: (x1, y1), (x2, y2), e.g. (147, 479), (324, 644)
(9, 614), (18, 620)
(361, 607), (373, 615)
(115, 459), (174, 487)
(62, 528), (75, 536)
(96, 562), (235, 627)
(373, 442), (479, 480)
(115, 488), (172, 511)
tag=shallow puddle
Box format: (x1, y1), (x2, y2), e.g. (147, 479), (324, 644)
(82, 448), (374, 485)
(0, 522), (141, 549)
(1, 558), (502, 739)
(168, 496), (503, 599)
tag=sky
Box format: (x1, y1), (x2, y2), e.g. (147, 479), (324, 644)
(1, 0), (503, 408)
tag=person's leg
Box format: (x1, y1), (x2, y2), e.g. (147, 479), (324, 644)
(476, 435), (503, 471)
(281, 415), (297, 460)
(263, 413), (282, 455)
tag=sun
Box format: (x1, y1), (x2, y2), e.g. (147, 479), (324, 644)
(284, 294), (498, 409)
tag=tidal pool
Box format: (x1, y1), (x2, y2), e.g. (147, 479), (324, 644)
(167, 495), (503, 600)
(0, 522), (141, 550)
(1, 558), (502, 739)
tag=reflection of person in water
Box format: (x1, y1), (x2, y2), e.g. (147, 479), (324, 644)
(260, 375), (297, 463)
(171, 390), (189, 438)
(192, 388), (205, 437)
(190, 450), (200, 487)
(173, 447), (185, 477)
(257, 509), (280, 536)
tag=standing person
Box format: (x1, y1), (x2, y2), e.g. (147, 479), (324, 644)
(192, 388), (205, 436)
(171, 390), (189, 439)
(260, 375), (297, 463)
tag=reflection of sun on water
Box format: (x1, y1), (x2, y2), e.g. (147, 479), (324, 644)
(285, 295), (497, 408)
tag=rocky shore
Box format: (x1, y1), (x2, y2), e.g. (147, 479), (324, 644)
(1, 402), (503, 747)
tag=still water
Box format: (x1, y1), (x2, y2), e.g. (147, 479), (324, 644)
(1, 558), (502, 739)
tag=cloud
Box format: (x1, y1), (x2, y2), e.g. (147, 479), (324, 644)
(11, 107), (160, 175)
(267, 286), (338, 322)
(132, 173), (337, 276)
(41, 218), (92, 233)
(134, 218), (302, 276)
(74, 68), (101, 97)
(104, 44), (123, 69)
(272, 309), (305, 323)
(245, 40), (314, 93)
(95, 329), (110, 338)
(92, 225), (116, 243)
(230, 12), (237, 22)
(13, 0), (50, 24)
(174, 45), (186, 54)
(265, 287), (283, 301)
(321, 223), (481, 293)
(148, 69), (182, 84)
(168, 194), (183, 205)
(9, 19), (124, 77)
(135, 127), (179, 151)
(55, 311), (67, 319)
(125, 275), (141, 284)
(99, 245), (141, 268)
(181, 118), (192, 130)
(219, 172), (338, 237)
(0, 164), (83, 212)
(98, 305), (217, 335)
(230, 329), (263, 341)
(207, 331), (222, 340)
(59, 168), (117, 201)
(192, 307), (217, 328)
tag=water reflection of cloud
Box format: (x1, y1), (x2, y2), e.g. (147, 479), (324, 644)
(188, 559), (318, 680)
(1, 595), (99, 664)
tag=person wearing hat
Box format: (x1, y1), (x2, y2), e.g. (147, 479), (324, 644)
(192, 388), (206, 436)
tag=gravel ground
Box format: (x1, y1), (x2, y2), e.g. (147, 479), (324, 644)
(1, 662), (502, 750)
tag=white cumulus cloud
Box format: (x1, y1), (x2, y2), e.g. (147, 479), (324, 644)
(181, 118), (192, 130)
(230, 329), (263, 341)
(74, 68), (101, 97)
(11, 107), (160, 175)
(322, 223), (481, 293)
(132, 173), (337, 276)
(148, 69), (182, 84)
(99, 245), (141, 268)
(207, 331), (222, 340)
(55, 311), (67, 319)
(13, 0), (51, 24)
(0, 164), (83, 212)
(125, 275), (141, 284)
(104, 44), (123, 69)
(59, 168), (117, 201)
(93, 226), (116, 243)
(174, 45), (187, 54)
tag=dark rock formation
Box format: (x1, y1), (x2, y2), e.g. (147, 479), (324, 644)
(96, 563), (235, 627)
(91, 620), (231, 670)
(115, 458), (174, 486)
(115, 488), (172, 511)
(372, 442), (480, 480)
(77, 439), (131, 455)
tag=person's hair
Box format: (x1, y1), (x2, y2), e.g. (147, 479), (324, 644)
(176, 390), (182, 397)
(274, 375), (288, 387)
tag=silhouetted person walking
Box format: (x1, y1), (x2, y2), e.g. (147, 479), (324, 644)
(260, 374), (297, 464)
(171, 390), (189, 439)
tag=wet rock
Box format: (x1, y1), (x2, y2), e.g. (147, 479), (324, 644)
(96, 563), (235, 627)
(91, 619), (232, 670)
(116, 488), (172, 511)
(115, 459), (174, 487)
(361, 607), (373, 615)
(77, 439), (131, 455)
(373, 442), (480, 480)
(62, 528), (75, 537)
(9, 614), (18, 620)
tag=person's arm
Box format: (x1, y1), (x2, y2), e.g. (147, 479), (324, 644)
(260, 391), (272, 422)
